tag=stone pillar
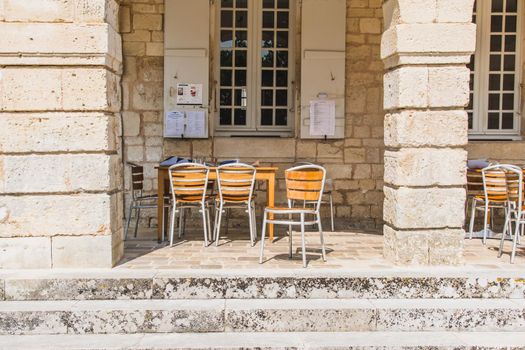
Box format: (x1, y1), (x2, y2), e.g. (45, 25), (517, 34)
(381, 0), (476, 265)
(0, 0), (123, 268)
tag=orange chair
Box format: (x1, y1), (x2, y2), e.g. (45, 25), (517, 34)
(259, 164), (327, 267)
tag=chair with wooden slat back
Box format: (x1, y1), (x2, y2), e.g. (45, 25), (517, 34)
(168, 163), (212, 247)
(479, 165), (510, 244)
(125, 162), (170, 240)
(213, 163), (257, 246)
(467, 168), (490, 239)
(259, 164), (327, 268)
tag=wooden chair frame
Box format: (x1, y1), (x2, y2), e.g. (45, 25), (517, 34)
(259, 164), (327, 268)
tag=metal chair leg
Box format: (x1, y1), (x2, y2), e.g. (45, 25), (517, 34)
(499, 207), (511, 258)
(201, 204), (208, 247)
(134, 208), (141, 238)
(252, 203), (257, 240)
(169, 204), (177, 247)
(318, 213), (326, 262)
(300, 213), (306, 268)
(329, 194), (334, 232)
(178, 208), (184, 239)
(206, 206), (212, 243)
(215, 204), (224, 246)
(511, 221), (520, 264)
(483, 203), (489, 245)
(468, 198), (477, 239)
(124, 203), (134, 241)
(259, 212), (268, 264)
(247, 206), (255, 247)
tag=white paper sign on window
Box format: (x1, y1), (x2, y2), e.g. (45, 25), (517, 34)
(185, 110), (207, 138)
(165, 110), (185, 137)
(176, 83), (203, 105)
(309, 99), (336, 136)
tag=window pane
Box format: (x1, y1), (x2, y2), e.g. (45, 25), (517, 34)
(236, 0), (247, 8)
(235, 70), (247, 86)
(491, 15), (502, 31)
(220, 70), (232, 87)
(505, 15), (517, 32)
(263, 0), (275, 8)
(489, 55), (501, 70)
(263, 11), (274, 28)
(220, 108), (232, 125)
(222, 0), (233, 7)
(261, 90), (273, 106)
(490, 35), (502, 51)
(234, 109), (247, 125)
(489, 74), (500, 90)
(506, 0), (517, 12)
(236, 11), (248, 28)
(276, 71), (288, 86)
(276, 51), (288, 67)
(489, 94), (500, 110)
(277, 12), (289, 28)
(502, 93), (514, 109)
(488, 113), (500, 129)
(234, 88), (247, 107)
(235, 30), (247, 48)
(276, 31), (289, 48)
(262, 31), (274, 48)
(220, 89), (232, 106)
(221, 30), (233, 48)
(503, 74), (515, 90)
(275, 109), (287, 125)
(221, 10), (233, 27)
(262, 70), (274, 86)
(261, 109), (273, 125)
(505, 35), (516, 52)
(221, 51), (233, 67)
(277, 0), (289, 8)
(235, 50), (247, 67)
(492, 0), (503, 12)
(275, 90), (287, 106)
(502, 113), (514, 129)
(262, 50), (274, 67)
(468, 112), (473, 129)
(504, 55), (515, 71)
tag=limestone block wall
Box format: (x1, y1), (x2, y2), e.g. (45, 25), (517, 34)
(119, 0), (385, 230)
(0, 0), (124, 268)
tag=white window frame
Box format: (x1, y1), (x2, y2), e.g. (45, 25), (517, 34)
(213, 0), (296, 137)
(469, 0), (523, 140)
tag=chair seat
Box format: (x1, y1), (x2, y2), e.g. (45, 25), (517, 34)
(265, 206), (316, 214)
(176, 195), (214, 203)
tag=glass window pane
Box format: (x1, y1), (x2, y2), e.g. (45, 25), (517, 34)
(261, 50), (274, 67)
(276, 71), (288, 86)
(222, 0), (233, 8)
(275, 109), (287, 125)
(277, 0), (289, 8)
(262, 70), (274, 86)
(503, 74), (515, 90)
(263, 11), (274, 28)
(221, 10), (233, 27)
(505, 16), (517, 32)
(489, 74), (500, 90)
(236, 0), (247, 8)
(220, 70), (232, 86)
(261, 109), (273, 125)
(263, 0), (275, 8)
(276, 51), (288, 67)
(220, 108), (232, 125)
(275, 90), (287, 106)
(502, 113), (514, 129)
(490, 35), (502, 51)
(492, 0), (503, 12)
(505, 35), (516, 52)
(220, 89), (232, 106)
(236, 11), (248, 28)
(502, 93), (514, 109)
(234, 89), (247, 107)
(262, 31), (274, 48)
(235, 30), (247, 48)
(491, 15), (502, 31)
(220, 51), (233, 67)
(488, 113), (500, 129)
(506, 0), (517, 12)
(489, 94), (500, 110)
(489, 55), (501, 70)
(468, 112), (473, 129)
(504, 55), (515, 71)
(234, 109), (247, 125)
(235, 50), (247, 67)
(221, 30), (233, 48)
(277, 12), (289, 28)
(235, 70), (247, 86)
(261, 90), (273, 106)
(276, 31), (289, 48)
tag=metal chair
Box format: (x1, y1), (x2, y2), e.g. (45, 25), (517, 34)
(259, 164), (327, 268)
(168, 163), (213, 247)
(213, 163), (257, 246)
(480, 165), (510, 244)
(124, 162), (170, 241)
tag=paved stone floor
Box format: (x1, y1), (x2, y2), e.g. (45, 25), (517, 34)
(118, 227), (525, 270)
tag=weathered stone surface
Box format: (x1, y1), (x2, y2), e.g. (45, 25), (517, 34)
(0, 237), (51, 269)
(383, 67), (428, 110)
(383, 0), (475, 26)
(225, 299), (375, 332)
(51, 235), (114, 268)
(383, 186), (466, 229)
(384, 148), (467, 187)
(0, 310), (66, 335)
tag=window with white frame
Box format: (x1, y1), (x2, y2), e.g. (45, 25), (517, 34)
(216, 0), (294, 135)
(468, 0), (522, 138)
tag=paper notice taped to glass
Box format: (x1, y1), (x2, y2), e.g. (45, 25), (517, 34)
(165, 110), (185, 137)
(185, 110), (207, 138)
(309, 100), (336, 136)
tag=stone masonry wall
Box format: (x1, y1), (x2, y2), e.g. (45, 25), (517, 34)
(119, 0), (385, 231)
(0, 0), (123, 268)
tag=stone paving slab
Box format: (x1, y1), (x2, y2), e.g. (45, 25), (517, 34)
(2, 332), (525, 349)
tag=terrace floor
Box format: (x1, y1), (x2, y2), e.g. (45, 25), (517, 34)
(118, 227), (525, 271)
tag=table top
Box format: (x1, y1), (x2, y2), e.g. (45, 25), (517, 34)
(157, 165), (278, 171)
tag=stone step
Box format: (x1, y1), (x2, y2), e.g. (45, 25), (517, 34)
(1, 332), (525, 349)
(1, 299), (525, 335)
(2, 270), (525, 300)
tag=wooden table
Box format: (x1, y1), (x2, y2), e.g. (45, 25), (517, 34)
(157, 166), (278, 243)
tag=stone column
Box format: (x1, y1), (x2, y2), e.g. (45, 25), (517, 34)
(381, 0), (476, 265)
(0, 0), (123, 268)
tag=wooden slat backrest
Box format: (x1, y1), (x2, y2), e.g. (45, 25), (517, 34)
(217, 164), (256, 202)
(482, 169), (508, 201)
(285, 166), (325, 202)
(505, 169), (525, 204)
(169, 164), (209, 202)
(130, 164), (144, 191)
(466, 169), (484, 197)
